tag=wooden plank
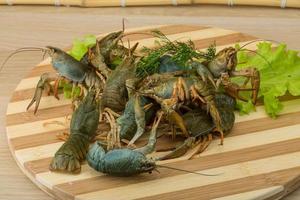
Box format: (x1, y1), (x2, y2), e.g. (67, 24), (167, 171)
(24, 157), (54, 175)
(6, 105), (73, 126)
(15, 142), (64, 165)
(134, 168), (299, 200)
(229, 111), (300, 137)
(23, 136), (300, 177)
(48, 138), (300, 196)
(123, 27), (237, 50)
(13, 123), (300, 164)
(8, 110), (300, 151)
(75, 152), (300, 200)
(10, 129), (67, 150)
(198, 124), (300, 157)
(212, 186), (284, 200)
(7, 94), (71, 115)
(234, 99), (300, 123)
(6, 99), (300, 138)
(6, 117), (68, 139)
(15, 77), (41, 91)
(36, 164), (103, 190)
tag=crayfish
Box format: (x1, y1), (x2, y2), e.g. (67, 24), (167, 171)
(2, 27), (264, 176)
(194, 45), (260, 104)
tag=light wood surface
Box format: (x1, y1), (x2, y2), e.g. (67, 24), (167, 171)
(0, 5), (300, 200)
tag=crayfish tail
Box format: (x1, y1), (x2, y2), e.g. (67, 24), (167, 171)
(49, 153), (81, 174)
(86, 142), (106, 172)
(49, 134), (89, 174)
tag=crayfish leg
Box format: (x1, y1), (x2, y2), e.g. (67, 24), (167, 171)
(53, 77), (62, 100)
(156, 137), (196, 161)
(229, 67), (260, 104)
(104, 108), (121, 150)
(197, 134), (213, 154)
(127, 95), (146, 147)
(219, 131), (224, 145)
(167, 110), (189, 138)
(207, 102), (224, 145)
(134, 111), (163, 155)
(56, 132), (70, 141)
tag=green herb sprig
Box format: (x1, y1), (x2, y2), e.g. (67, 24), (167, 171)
(136, 30), (215, 77)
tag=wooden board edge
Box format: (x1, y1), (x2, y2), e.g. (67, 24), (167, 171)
(282, 174), (300, 199)
(6, 133), (64, 200)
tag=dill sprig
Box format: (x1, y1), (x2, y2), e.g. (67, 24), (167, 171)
(136, 30), (216, 78)
(205, 42), (216, 61)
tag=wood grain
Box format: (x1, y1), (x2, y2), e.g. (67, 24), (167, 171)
(1, 6), (300, 200)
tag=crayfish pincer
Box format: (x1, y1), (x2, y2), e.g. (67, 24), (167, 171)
(49, 91), (99, 174)
(87, 112), (163, 176)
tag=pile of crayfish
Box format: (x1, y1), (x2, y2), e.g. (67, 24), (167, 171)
(24, 29), (259, 176)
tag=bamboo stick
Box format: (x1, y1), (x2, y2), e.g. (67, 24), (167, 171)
(0, 0), (299, 8)
(0, 0), (192, 7)
(83, 0), (192, 7)
(0, 0), (82, 6)
(193, 0), (300, 8)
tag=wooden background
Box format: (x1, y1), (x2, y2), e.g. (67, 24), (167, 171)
(0, 5), (299, 200)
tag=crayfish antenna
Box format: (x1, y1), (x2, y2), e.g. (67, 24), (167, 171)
(0, 47), (48, 73)
(238, 48), (273, 69)
(122, 18), (127, 32)
(156, 165), (223, 176)
(237, 39), (279, 51)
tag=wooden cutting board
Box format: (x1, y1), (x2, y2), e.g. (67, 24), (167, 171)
(5, 25), (300, 200)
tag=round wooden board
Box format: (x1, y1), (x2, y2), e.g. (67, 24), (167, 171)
(5, 25), (300, 200)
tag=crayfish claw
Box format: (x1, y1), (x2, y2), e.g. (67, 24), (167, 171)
(192, 61), (216, 88)
(53, 78), (61, 100)
(27, 83), (43, 114)
(27, 72), (59, 114)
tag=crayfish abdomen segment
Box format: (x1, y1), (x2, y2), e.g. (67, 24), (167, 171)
(49, 134), (89, 174)
(100, 55), (136, 112)
(101, 86), (128, 112)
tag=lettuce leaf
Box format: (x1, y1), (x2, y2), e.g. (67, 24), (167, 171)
(236, 100), (256, 116)
(236, 42), (300, 118)
(69, 35), (96, 61)
(59, 80), (81, 99)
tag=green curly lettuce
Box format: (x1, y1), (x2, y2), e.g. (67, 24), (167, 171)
(69, 35), (96, 61)
(236, 100), (256, 116)
(236, 42), (300, 118)
(59, 80), (81, 99)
